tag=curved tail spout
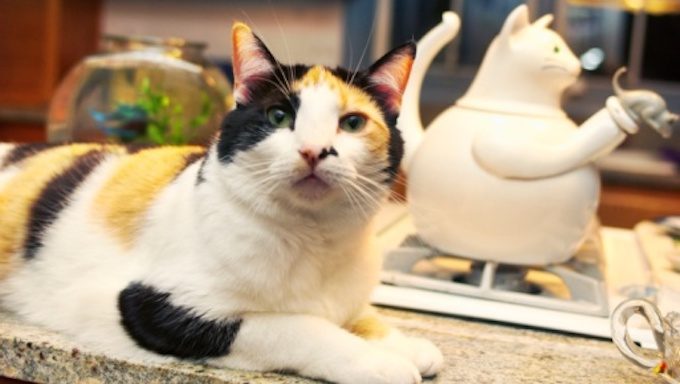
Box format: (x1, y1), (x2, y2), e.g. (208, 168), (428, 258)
(398, 11), (461, 171)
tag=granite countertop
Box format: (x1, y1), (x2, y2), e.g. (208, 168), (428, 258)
(0, 306), (657, 384)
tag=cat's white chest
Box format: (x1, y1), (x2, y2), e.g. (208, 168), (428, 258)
(177, 208), (377, 324)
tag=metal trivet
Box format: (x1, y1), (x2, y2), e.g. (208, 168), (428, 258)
(381, 235), (609, 316)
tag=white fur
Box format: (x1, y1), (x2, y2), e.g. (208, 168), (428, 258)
(0, 144), (17, 190)
(295, 84), (340, 151)
(0, 85), (441, 383)
(0, 143), (13, 162)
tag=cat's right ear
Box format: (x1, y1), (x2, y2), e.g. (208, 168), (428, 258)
(499, 4), (529, 40)
(232, 22), (277, 104)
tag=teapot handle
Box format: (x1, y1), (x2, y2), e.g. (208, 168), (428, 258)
(611, 298), (666, 368)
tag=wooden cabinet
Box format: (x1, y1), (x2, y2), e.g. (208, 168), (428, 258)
(0, 0), (101, 142)
(598, 183), (680, 228)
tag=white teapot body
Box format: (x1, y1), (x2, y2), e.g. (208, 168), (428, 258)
(408, 107), (599, 265)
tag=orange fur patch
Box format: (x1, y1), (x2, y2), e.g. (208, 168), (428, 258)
(0, 144), (110, 278)
(348, 316), (390, 340)
(294, 66), (390, 158)
(93, 146), (205, 248)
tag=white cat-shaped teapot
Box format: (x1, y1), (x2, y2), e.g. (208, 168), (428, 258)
(399, 5), (674, 266)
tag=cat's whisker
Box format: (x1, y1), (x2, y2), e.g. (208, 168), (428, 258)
(349, 14), (377, 87)
(338, 183), (370, 220)
(340, 176), (380, 209)
(345, 38), (354, 84)
(244, 75), (292, 104)
(267, 4), (295, 91)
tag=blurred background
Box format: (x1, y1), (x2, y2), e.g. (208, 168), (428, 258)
(0, 0), (678, 226)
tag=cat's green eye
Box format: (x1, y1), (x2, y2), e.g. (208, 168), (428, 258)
(266, 107), (293, 128)
(554, 45), (560, 54)
(339, 114), (367, 133)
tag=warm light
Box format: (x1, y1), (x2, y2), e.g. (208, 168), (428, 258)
(568, 0), (680, 14)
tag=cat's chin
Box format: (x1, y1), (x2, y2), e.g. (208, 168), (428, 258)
(291, 174), (334, 202)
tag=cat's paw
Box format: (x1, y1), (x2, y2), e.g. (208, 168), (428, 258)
(371, 335), (443, 377)
(339, 349), (421, 384)
(405, 337), (444, 377)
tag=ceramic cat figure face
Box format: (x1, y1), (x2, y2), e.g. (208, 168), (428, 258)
(458, 5), (581, 116)
(500, 10), (581, 90)
(217, 23), (414, 216)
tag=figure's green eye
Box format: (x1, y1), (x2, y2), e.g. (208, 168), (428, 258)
(554, 45), (560, 54)
(339, 113), (367, 133)
(266, 107), (293, 128)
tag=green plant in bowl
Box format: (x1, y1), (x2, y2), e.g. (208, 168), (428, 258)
(91, 77), (214, 145)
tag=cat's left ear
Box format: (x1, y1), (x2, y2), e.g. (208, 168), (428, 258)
(533, 14), (554, 29)
(232, 22), (277, 104)
(366, 42), (416, 114)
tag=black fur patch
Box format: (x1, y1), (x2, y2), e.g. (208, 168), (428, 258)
(23, 150), (106, 260)
(217, 64), (305, 164)
(125, 143), (157, 154)
(118, 282), (242, 359)
(2, 143), (58, 168)
(195, 157), (207, 185)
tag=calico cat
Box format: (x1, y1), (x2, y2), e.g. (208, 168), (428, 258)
(0, 23), (442, 384)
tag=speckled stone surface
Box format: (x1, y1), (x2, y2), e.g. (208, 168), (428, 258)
(0, 307), (657, 384)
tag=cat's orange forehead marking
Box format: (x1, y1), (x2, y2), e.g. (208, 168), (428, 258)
(93, 146), (205, 248)
(294, 66), (390, 158)
(294, 66), (351, 107)
(0, 144), (117, 278)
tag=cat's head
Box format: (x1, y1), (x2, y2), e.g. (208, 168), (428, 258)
(460, 5), (582, 115)
(213, 23), (414, 216)
(495, 5), (581, 90)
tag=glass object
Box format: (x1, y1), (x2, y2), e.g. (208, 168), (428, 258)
(611, 298), (680, 383)
(48, 35), (234, 145)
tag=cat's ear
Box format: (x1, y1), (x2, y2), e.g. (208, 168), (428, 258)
(533, 14), (554, 29)
(232, 22), (277, 104)
(499, 5), (529, 39)
(366, 42), (416, 114)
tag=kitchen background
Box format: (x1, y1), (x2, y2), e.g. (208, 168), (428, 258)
(0, 0), (678, 226)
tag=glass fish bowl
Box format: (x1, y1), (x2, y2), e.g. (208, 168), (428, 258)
(48, 35), (234, 145)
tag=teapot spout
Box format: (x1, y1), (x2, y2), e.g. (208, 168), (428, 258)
(398, 11), (460, 172)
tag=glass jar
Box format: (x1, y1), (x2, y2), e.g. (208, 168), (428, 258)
(48, 35), (234, 145)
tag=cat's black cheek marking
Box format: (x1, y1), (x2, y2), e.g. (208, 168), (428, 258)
(217, 108), (278, 164)
(23, 150), (106, 260)
(118, 282), (242, 359)
(218, 93), (300, 164)
(384, 113), (404, 182)
(2, 143), (58, 168)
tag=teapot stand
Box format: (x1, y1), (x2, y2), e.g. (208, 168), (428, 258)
(381, 235), (609, 317)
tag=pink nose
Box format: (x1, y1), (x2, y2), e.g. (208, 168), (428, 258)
(299, 147), (338, 168)
(299, 149), (319, 168)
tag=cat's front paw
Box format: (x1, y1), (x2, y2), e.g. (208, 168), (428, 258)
(340, 349), (421, 384)
(405, 337), (444, 377)
(371, 335), (443, 377)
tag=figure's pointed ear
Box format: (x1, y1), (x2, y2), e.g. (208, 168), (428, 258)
(366, 41), (416, 114)
(533, 14), (554, 29)
(499, 5), (530, 39)
(232, 22), (276, 104)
